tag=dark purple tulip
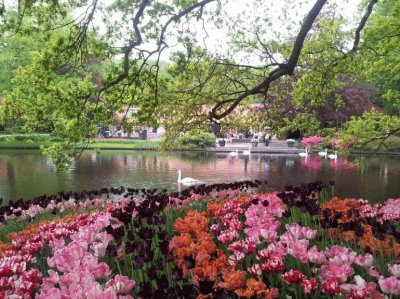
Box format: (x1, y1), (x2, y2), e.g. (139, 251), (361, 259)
(155, 258), (165, 270)
(213, 287), (229, 299)
(133, 256), (144, 269)
(180, 285), (198, 299)
(106, 244), (118, 257)
(157, 275), (169, 289)
(198, 279), (214, 294)
(159, 240), (169, 254)
(158, 232), (168, 241)
(138, 228), (154, 240)
(355, 226), (364, 237)
(138, 282), (153, 297)
(143, 251), (154, 262)
(125, 242), (135, 254)
(165, 253), (174, 262)
(184, 255), (195, 269)
(172, 268), (183, 281)
(147, 266), (158, 280)
(154, 289), (166, 297)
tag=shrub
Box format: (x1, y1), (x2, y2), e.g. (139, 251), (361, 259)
(0, 134), (62, 142)
(300, 135), (325, 148)
(174, 130), (215, 149)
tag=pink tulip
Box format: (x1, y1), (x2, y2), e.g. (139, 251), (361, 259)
(281, 270), (306, 284)
(105, 275), (135, 294)
(379, 276), (400, 295)
(354, 254), (374, 268)
(91, 262), (110, 279)
(287, 239), (310, 263)
(321, 260), (354, 283)
(36, 287), (62, 299)
(300, 278), (318, 293)
(248, 264), (262, 276)
(301, 227), (317, 240)
(388, 264), (400, 278)
(217, 229), (239, 244)
(322, 279), (341, 295)
(307, 245), (327, 264)
(41, 270), (60, 292)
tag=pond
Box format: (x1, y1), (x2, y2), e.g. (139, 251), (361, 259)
(0, 149), (400, 204)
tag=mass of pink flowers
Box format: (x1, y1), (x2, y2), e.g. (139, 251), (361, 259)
(0, 206), (135, 298)
(2, 181), (400, 299)
(300, 135), (325, 148)
(2, 196), (132, 223)
(330, 138), (339, 149)
(205, 192), (400, 298)
(38, 214), (134, 298)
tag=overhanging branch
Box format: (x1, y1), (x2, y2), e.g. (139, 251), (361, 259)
(351, 0), (378, 52)
(209, 0), (327, 120)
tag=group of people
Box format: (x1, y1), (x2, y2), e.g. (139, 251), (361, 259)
(225, 128), (272, 144)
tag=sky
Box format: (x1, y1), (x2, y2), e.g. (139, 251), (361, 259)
(3, 0), (363, 63)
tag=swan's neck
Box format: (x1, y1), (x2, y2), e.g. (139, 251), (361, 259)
(177, 171), (181, 182)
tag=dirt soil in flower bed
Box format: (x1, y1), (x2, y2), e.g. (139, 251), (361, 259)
(1, 181), (400, 298)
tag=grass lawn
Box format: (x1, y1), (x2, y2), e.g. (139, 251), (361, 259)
(0, 134), (159, 149)
(0, 140), (53, 148)
(89, 139), (159, 149)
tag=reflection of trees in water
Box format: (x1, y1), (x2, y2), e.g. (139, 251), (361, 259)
(2, 150), (400, 203)
(171, 152), (215, 166)
(0, 151), (72, 203)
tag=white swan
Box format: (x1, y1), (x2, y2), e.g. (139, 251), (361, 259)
(177, 170), (200, 185)
(242, 146), (251, 155)
(228, 149), (239, 157)
(298, 147), (309, 157)
(328, 151), (338, 159)
(318, 148), (328, 157)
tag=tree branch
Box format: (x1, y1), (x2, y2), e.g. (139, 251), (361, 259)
(358, 127), (400, 152)
(351, 0), (378, 52)
(158, 0), (214, 49)
(209, 0), (327, 120)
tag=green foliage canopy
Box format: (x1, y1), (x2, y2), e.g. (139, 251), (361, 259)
(2, 0), (400, 165)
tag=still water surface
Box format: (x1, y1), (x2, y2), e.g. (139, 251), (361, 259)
(0, 149), (400, 204)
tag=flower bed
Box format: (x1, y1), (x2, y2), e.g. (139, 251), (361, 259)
(1, 181), (400, 298)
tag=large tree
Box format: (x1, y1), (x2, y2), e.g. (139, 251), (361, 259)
(0, 0), (384, 164)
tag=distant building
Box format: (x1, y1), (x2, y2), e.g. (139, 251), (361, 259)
(101, 106), (165, 140)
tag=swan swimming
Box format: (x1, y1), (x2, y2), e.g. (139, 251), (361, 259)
(298, 146), (309, 157)
(228, 149), (239, 157)
(177, 170), (200, 185)
(318, 148), (328, 157)
(328, 151), (338, 159)
(242, 146), (251, 155)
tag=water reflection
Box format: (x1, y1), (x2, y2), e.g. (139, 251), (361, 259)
(0, 150), (400, 203)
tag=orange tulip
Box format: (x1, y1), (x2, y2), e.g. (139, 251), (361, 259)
(235, 278), (279, 298)
(219, 270), (246, 290)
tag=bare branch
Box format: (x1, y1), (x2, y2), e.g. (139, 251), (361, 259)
(158, 0), (214, 49)
(216, 60), (279, 70)
(255, 32), (279, 65)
